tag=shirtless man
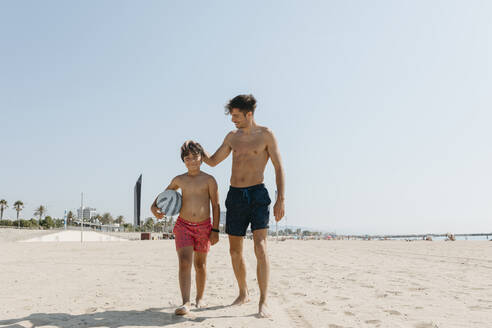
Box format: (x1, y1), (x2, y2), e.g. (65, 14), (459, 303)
(151, 140), (220, 315)
(203, 94), (285, 318)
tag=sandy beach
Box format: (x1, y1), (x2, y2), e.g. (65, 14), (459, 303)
(0, 232), (491, 328)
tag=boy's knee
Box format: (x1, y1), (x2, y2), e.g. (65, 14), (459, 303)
(194, 261), (206, 271)
(179, 257), (192, 268)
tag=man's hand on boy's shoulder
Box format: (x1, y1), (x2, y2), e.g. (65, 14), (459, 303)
(210, 231), (219, 245)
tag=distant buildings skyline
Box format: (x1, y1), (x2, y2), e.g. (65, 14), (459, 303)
(77, 207), (96, 220)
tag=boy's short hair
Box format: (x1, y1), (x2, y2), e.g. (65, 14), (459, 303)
(225, 94), (257, 115)
(180, 140), (204, 162)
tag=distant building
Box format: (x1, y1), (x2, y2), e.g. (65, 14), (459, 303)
(77, 207), (96, 220)
(219, 211), (226, 233)
(220, 211), (226, 225)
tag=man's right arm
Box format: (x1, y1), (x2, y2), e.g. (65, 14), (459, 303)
(203, 133), (233, 167)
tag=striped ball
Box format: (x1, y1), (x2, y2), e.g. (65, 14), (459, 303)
(156, 190), (182, 216)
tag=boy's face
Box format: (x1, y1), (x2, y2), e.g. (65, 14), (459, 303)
(183, 153), (202, 170)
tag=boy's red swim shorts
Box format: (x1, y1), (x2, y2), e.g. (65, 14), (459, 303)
(173, 216), (212, 253)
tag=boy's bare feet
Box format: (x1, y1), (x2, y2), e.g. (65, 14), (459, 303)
(195, 299), (207, 309)
(174, 302), (190, 315)
(258, 302), (271, 318)
(231, 293), (250, 306)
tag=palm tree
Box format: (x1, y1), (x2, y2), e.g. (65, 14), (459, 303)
(115, 215), (124, 225)
(0, 199), (8, 220)
(114, 215), (124, 231)
(13, 201), (24, 228)
(168, 217), (175, 233)
(144, 217), (154, 232)
(100, 213), (113, 225)
(91, 214), (102, 224)
(155, 220), (164, 232)
(67, 211), (74, 225)
(34, 205), (47, 223)
(162, 216), (168, 233)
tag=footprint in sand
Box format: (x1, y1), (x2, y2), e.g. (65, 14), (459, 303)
(85, 307), (98, 313)
(335, 296), (350, 301)
(384, 309), (401, 315)
(468, 305), (487, 311)
(478, 298), (492, 303)
(365, 319), (381, 325)
(386, 290), (402, 296)
(414, 323), (438, 328)
(287, 307), (312, 327)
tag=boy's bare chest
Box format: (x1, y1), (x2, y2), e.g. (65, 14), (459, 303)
(180, 177), (208, 194)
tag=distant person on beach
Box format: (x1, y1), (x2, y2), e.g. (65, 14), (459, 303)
(151, 141), (220, 315)
(203, 94), (285, 318)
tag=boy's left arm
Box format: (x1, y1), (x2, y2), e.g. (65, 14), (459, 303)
(208, 176), (220, 245)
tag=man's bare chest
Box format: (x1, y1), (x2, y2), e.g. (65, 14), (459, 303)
(231, 135), (267, 155)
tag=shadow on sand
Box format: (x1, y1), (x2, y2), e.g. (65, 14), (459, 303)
(0, 305), (254, 328)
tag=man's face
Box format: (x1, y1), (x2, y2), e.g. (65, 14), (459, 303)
(230, 108), (249, 128)
(183, 153), (202, 170)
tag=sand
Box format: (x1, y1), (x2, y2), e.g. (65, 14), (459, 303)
(20, 230), (130, 242)
(0, 233), (491, 327)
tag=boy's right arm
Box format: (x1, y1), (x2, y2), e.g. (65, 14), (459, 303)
(203, 133), (232, 167)
(150, 177), (180, 219)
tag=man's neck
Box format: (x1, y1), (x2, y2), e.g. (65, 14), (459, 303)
(240, 121), (257, 134)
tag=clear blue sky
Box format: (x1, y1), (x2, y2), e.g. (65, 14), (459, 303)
(1, 1), (491, 234)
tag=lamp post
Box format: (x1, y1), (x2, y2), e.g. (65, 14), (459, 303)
(80, 192), (84, 242)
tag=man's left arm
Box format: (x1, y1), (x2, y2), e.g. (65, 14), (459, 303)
(266, 129), (285, 222)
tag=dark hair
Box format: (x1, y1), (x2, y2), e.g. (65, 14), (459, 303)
(225, 94), (257, 115)
(180, 140), (204, 162)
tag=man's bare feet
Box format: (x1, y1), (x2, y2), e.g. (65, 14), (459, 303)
(258, 302), (271, 318)
(195, 299), (207, 309)
(231, 294), (250, 306)
(174, 302), (190, 315)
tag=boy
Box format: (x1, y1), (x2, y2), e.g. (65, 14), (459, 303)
(151, 140), (220, 315)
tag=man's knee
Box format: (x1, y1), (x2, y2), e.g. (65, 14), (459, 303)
(229, 247), (243, 261)
(254, 240), (268, 260)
